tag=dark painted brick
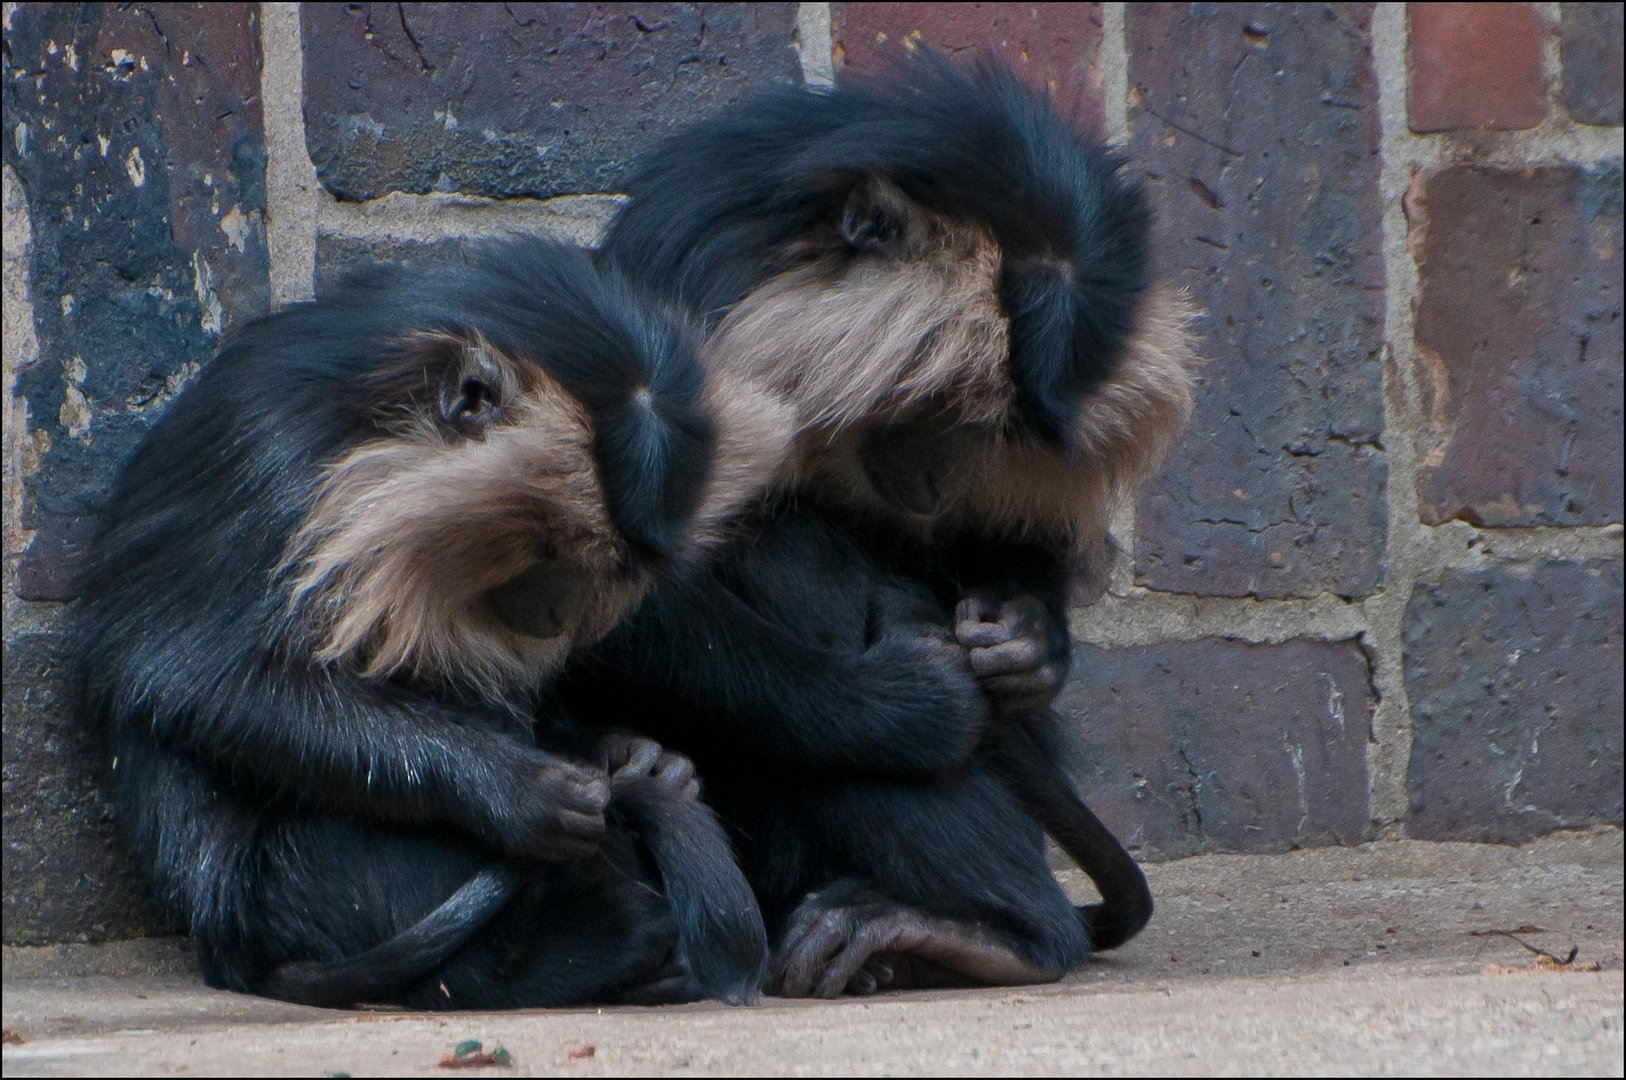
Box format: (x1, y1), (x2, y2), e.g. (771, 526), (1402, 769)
(1059, 638), (1374, 860)
(2, 3), (270, 602)
(1406, 563), (1624, 843)
(2, 633), (171, 944)
(1128, 4), (1388, 600)
(313, 233), (476, 296)
(1560, 3), (1625, 127)
(831, 3), (1104, 135)
(1409, 3), (1547, 132)
(1411, 165), (1623, 527)
(300, 3), (800, 200)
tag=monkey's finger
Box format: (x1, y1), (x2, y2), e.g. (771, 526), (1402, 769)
(813, 923), (892, 998)
(683, 778), (702, 801)
(955, 591), (1001, 627)
(968, 637), (1045, 677)
(652, 753), (697, 791)
(996, 595), (1050, 631)
(612, 739), (665, 778)
(846, 969), (878, 996)
(772, 899), (826, 975)
(773, 910), (851, 997)
(867, 957), (895, 987)
(956, 619), (1017, 648)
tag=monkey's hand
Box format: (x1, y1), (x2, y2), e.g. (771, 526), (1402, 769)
(954, 590), (1069, 716)
(857, 620), (989, 770)
(484, 757), (610, 861)
(598, 733), (702, 802)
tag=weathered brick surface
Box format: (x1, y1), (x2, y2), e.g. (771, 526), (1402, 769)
(831, 3), (1104, 135)
(1128, 4), (1388, 600)
(1408, 3), (1547, 132)
(2, 634), (170, 944)
(300, 3), (800, 200)
(1406, 563), (1624, 843)
(1060, 638), (1374, 860)
(1, 3), (270, 601)
(1, 4), (267, 946)
(1411, 165), (1624, 527)
(1560, 2), (1625, 127)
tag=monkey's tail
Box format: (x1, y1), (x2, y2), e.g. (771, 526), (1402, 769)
(986, 716), (1153, 952)
(609, 775), (769, 1005)
(257, 865), (520, 1008)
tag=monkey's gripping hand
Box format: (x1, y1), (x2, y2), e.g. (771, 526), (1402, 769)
(954, 591), (1071, 716)
(598, 733), (702, 802)
(486, 759), (611, 861)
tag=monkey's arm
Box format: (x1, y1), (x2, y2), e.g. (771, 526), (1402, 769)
(114, 654), (608, 861)
(579, 572), (987, 780)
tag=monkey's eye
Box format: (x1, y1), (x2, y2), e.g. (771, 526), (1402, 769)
(438, 368), (501, 436)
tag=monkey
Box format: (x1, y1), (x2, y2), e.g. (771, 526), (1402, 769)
(560, 56), (1196, 996)
(72, 237), (793, 1008)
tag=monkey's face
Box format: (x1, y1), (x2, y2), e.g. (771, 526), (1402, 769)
(282, 331), (650, 692)
(711, 171), (1195, 548)
(283, 303), (791, 697)
(707, 176), (1012, 520)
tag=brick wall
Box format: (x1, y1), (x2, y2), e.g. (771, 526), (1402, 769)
(2, 2), (1620, 944)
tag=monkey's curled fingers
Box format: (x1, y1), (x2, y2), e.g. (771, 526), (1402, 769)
(954, 592), (1069, 713)
(493, 761), (609, 861)
(773, 892), (905, 999)
(600, 733), (701, 801)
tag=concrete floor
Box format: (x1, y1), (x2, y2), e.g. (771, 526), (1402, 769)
(3, 828), (1621, 1076)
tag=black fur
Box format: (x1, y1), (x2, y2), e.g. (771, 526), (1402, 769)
(603, 54), (1149, 445)
(75, 237), (766, 1008)
(567, 57), (1155, 989)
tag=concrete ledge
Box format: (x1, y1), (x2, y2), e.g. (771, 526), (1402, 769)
(4, 829), (1619, 1076)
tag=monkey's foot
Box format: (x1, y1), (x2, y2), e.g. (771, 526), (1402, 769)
(770, 883), (1058, 998)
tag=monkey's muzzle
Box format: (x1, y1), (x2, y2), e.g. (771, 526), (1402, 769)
(486, 561), (593, 639)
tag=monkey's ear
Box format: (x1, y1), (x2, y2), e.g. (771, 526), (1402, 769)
(436, 342), (507, 438)
(839, 177), (915, 258)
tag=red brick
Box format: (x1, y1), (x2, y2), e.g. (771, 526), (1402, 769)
(831, 3), (1104, 135)
(1409, 3), (1547, 132)
(1406, 563), (1624, 842)
(1410, 165), (1623, 527)
(1128, 4), (1388, 600)
(1560, 2), (1624, 126)
(301, 4), (800, 200)
(1059, 639), (1374, 860)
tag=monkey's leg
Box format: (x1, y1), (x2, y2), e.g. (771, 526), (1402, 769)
(750, 765), (1087, 998)
(772, 880), (1059, 998)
